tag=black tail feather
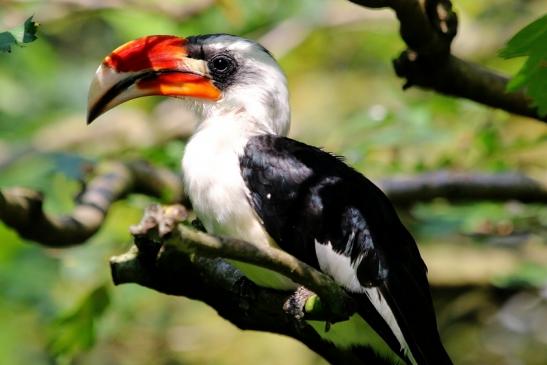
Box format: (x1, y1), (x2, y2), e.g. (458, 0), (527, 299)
(353, 290), (453, 365)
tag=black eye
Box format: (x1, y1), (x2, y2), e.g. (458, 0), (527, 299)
(213, 57), (229, 71)
(209, 55), (235, 74)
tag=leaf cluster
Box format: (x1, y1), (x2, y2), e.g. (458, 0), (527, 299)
(500, 15), (547, 116)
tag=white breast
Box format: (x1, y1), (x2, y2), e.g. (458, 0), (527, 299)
(182, 120), (267, 245)
(181, 118), (295, 289)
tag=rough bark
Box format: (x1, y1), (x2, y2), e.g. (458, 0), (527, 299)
(110, 204), (373, 365)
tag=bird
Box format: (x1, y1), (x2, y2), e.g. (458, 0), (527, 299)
(87, 34), (453, 365)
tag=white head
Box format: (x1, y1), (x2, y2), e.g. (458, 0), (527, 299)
(87, 34), (290, 136)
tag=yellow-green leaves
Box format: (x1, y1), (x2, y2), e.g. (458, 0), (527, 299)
(0, 16), (39, 53)
(500, 14), (547, 117)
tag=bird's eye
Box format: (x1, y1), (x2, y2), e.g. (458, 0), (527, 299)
(209, 55), (235, 74)
(213, 57), (229, 71)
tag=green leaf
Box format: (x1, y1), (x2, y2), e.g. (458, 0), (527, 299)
(499, 14), (547, 117)
(0, 16), (39, 53)
(499, 15), (547, 58)
(47, 284), (111, 360)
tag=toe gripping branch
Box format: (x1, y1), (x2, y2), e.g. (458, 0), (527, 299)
(109, 204), (368, 363)
(110, 204), (356, 324)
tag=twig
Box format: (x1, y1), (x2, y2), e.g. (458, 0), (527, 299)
(111, 246), (369, 364)
(379, 171), (547, 205)
(348, 0), (546, 122)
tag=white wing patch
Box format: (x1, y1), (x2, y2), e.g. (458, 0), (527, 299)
(364, 288), (418, 365)
(314, 240), (417, 365)
(314, 240), (364, 293)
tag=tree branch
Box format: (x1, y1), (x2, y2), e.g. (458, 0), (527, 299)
(348, 0), (546, 122)
(2, 165), (544, 247)
(110, 204), (380, 365)
(125, 204), (354, 321)
(0, 160), (184, 247)
(111, 249), (369, 364)
(378, 171), (547, 205)
(172, 228), (355, 320)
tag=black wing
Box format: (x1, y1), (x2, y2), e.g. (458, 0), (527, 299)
(240, 135), (452, 365)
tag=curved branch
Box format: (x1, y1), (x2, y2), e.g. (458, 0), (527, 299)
(0, 160), (184, 247)
(125, 204), (355, 321)
(111, 248), (369, 365)
(110, 204), (382, 365)
(2, 166), (544, 246)
(349, 0), (546, 122)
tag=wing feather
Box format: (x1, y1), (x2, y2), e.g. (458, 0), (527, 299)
(240, 135), (451, 365)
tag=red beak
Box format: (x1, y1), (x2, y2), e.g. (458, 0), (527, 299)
(87, 35), (221, 124)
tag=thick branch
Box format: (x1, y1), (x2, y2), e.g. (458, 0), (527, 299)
(167, 225), (355, 319)
(110, 205), (378, 365)
(393, 54), (543, 121)
(111, 248), (368, 364)
(349, 0), (546, 122)
(0, 160), (184, 246)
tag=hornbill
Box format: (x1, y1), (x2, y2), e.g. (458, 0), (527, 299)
(87, 34), (453, 365)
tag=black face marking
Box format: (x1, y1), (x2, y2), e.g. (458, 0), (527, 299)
(185, 33), (273, 91)
(185, 35), (239, 90)
(210, 54), (232, 72)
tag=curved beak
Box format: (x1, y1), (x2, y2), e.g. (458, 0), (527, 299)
(87, 35), (221, 124)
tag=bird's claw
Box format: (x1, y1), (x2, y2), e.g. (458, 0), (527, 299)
(129, 204), (188, 265)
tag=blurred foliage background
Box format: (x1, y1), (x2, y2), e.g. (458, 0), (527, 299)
(0, 0), (546, 364)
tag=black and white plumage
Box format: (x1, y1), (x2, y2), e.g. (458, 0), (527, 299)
(87, 33), (453, 365)
(241, 135), (451, 364)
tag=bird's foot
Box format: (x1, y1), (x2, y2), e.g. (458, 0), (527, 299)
(129, 204), (188, 266)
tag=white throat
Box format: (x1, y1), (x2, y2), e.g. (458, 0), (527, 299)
(195, 76), (290, 136)
(181, 112), (273, 246)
